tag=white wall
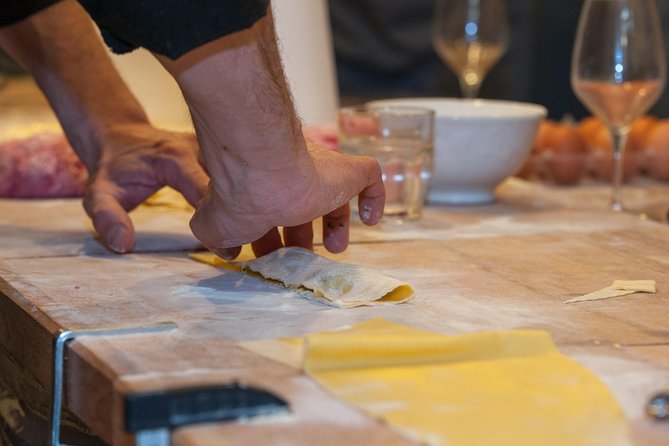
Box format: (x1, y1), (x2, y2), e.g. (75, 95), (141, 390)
(108, 49), (192, 130)
(271, 0), (340, 125)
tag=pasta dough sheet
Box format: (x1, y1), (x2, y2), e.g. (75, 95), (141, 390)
(564, 280), (656, 304)
(242, 318), (629, 446)
(143, 186), (193, 210)
(239, 247), (414, 308)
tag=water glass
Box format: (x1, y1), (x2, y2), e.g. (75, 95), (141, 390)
(338, 105), (435, 221)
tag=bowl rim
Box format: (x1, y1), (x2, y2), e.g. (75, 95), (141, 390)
(339, 104), (436, 119)
(368, 97), (548, 120)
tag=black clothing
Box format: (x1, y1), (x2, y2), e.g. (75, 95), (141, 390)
(78, 0), (269, 59)
(1, 0), (270, 59)
(0, 0), (60, 27)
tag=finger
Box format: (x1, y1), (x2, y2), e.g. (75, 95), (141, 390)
(251, 228), (284, 258)
(83, 186), (135, 254)
(283, 222), (314, 251)
(355, 156), (386, 226)
(314, 149), (385, 226)
(210, 246), (242, 261)
(322, 203), (349, 253)
(159, 155), (210, 207)
(189, 191), (230, 250)
(190, 189), (270, 254)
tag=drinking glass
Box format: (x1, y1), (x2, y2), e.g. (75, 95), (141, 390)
(432, 0), (509, 98)
(571, 0), (666, 211)
(338, 105), (435, 222)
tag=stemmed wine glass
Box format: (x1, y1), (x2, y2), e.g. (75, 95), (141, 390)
(432, 0), (509, 99)
(571, 0), (666, 211)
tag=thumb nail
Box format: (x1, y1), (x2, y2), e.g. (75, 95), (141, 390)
(108, 225), (130, 253)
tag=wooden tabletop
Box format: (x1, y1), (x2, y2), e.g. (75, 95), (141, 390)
(1, 178), (669, 445)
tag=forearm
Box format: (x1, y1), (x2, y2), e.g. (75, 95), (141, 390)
(0, 0), (149, 172)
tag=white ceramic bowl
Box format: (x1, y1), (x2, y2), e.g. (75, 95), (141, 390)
(369, 98), (547, 204)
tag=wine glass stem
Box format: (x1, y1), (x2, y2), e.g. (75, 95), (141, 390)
(459, 76), (481, 99)
(609, 128), (629, 212)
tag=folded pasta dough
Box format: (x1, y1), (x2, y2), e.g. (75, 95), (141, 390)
(239, 247), (414, 308)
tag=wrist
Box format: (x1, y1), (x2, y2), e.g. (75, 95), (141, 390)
(159, 13), (306, 171)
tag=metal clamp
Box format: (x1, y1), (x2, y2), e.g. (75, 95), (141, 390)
(50, 322), (178, 446)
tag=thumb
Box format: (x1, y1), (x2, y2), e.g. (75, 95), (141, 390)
(335, 153), (385, 225)
(160, 157), (210, 208)
(83, 187), (136, 253)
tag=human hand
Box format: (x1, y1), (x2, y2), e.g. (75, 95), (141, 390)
(0, 1), (209, 254)
(156, 12), (384, 259)
(83, 124), (209, 253)
(190, 142), (385, 260)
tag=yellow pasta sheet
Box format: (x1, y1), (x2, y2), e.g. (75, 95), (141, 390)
(242, 318), (629, 446)
(143, 186), (193, 210)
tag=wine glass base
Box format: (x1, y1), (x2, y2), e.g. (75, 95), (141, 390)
(610, 202), (624, 212)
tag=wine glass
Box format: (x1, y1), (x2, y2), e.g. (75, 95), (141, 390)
(432, 0), (509, 99)
(571, 0), (666, 212)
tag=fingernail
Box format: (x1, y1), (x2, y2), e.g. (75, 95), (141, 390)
(359, 205), (372, 222)
(212, 248), (237, 261)
(324, 233), (347, 254)
(108, 225), (129, 253)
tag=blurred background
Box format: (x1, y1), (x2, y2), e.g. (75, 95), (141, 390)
(329, 0), (669, 120)
(3, 0), (669, 124)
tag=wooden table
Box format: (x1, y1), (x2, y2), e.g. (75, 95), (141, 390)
(1, 178), (669, 445)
